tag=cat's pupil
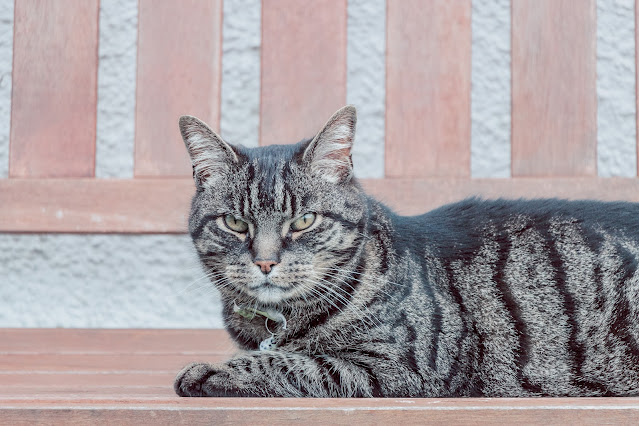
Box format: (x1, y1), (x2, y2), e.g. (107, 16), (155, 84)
(291, 213), (316, 231)
(224, 214), (248, 233)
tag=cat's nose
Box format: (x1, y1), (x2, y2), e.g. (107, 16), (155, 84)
(255, 259), (278, 274)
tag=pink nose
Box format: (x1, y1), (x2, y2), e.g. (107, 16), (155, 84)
(255, 260), (278, 274)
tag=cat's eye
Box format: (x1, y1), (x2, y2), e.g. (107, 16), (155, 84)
(224, 214), (249, 233)
(291, 213), (317, 232)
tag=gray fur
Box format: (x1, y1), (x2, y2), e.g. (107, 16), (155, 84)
(175, 106), (639, 397)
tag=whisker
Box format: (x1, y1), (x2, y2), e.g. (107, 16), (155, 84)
(316, 266), (406, 288)
(304, 277), (382, 328)
(300, 280), (346, 316)
(174, 271), (225, 296)
(321, 269), (394, 299)
(317, 276), (384, 328)
(186, 276), (231, 296)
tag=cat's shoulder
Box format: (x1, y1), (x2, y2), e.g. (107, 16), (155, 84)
(416, 196), (639, 233)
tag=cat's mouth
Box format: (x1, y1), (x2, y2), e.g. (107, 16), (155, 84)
(246, 280), (290, 304)
(251, 283), (286, 304)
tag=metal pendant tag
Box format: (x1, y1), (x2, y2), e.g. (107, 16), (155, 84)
(259, 336), (277, 351)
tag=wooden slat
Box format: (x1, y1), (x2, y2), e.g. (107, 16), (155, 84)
(0, 354), (225, 372)
(1, 372), (174, 387)
(4, 178), (639, 232)
(0, 386), (175, 398)
(0, 178), (194, 233)
(512, 0), (597, 176)
(6, 396), (638, 409)
(361, 177), (639, 215)
(385, 0), (471, 178)
(260, 0), (347, 145)
(135, 0), (223, 176)
(2, 397), (639, 425)
(0, 329), (234, 354)
(10, 0), (98, 177)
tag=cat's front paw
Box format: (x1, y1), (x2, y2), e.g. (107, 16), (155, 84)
(174, 362), (216, 397)
(174, 362), (259, 397)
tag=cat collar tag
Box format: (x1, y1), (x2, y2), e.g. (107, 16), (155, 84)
(259, 335), (277, 351)
(232, 302), (287, 351)
(259, 316), (282, 351)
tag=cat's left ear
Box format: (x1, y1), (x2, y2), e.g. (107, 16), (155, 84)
(302, 105), (356, 184)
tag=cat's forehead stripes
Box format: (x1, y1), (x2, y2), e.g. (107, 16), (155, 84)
(242, 157), (290, 220)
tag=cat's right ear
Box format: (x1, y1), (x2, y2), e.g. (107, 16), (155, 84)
(179, 116), (239, 188)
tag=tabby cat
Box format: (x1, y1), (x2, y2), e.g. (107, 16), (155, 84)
(174, 106), (639, 397)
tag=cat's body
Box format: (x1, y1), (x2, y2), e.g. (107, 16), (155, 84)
(175, 106), (639, 397)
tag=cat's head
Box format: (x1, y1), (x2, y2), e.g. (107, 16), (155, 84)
(179, 106), (368, 307)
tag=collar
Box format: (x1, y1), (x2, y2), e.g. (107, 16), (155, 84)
(233, 302), (287, 351)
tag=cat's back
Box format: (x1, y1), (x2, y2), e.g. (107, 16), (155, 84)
(387, 197), (639, 304)
(426, 196), (638, 233)
(408, 197), (639, 259)
(386, 197), (639, 396)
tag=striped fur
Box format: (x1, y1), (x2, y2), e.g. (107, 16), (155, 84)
(175, 107), (639, 397)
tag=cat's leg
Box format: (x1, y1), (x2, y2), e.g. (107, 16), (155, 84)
(174, 351), (374, 397)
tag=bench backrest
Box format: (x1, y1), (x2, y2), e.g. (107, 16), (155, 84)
(1, 0), (636, 233)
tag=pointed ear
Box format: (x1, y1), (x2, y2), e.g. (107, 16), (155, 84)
(302, 105), (357, 184)
(179, 115), (239, 187)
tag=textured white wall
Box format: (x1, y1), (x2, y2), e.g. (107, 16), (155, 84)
(348, 0), (386, 179)
(597, 0), (637, 176)
(0, 234), (222, 328)
(1, 0), (638, 327)
(96, 0), (138, 178)
(471, 0), (511, 178)
(220, 0), (261, 148)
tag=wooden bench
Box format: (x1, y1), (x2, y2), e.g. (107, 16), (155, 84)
(3, 1), (639, 422)
(3, 328), (639, 424)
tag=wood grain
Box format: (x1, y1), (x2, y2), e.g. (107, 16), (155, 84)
(385, 0), (471, 178)
(361, 177), (639, 216)
(2, 396), (639, 425)
(0, 179), (194, 233)
(512, 0), (597, 176)
(5, 177), (639, 232)
(1, 372), (174, 387)
(260, 0), (347, 145)
(0, 386), (176, 398)
(0, 329), (235, 354)
(2, 328), (639, 423)
(5, 396), (638, 409)
(3, 405), (639, 425)
(135, 0), (223, 176)
(10, 0), (98, 177)
(0, 354), (225, 372)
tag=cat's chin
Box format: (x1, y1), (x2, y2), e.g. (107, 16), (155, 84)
(251, 284), (286, 305)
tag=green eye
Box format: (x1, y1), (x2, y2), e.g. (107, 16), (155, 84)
(224, 214), (248, 233)
(291, 213), (317, 232)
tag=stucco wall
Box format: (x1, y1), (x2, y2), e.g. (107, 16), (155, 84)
(597, 0), (637, 176)
(0, 0), (636, 327)
(0, 234), (218, 328)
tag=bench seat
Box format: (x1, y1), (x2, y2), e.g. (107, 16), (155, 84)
(2, 328), (639, 424)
